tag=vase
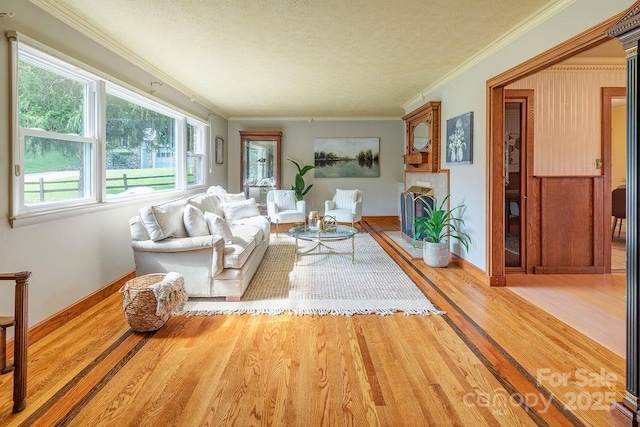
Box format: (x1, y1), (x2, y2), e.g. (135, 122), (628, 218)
(308, 211), (319, 231)
(422, 239), (450, 267)
(456, 146), (463, 162)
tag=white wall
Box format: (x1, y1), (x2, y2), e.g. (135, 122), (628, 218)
(404, 0), (634, 270)
(0, 1), (228, 329)
(228, 120), (404, 215)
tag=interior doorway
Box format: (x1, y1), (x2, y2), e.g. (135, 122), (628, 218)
(603, 89), (627, 272)
(504, 90), (532, 272)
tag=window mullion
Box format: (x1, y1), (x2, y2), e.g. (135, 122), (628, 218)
(96, 81), (106, 202)
(176, 118), (187, 189)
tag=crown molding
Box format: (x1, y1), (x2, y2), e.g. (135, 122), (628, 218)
(402, 0), (579, 112)
(28, 0), (229, 120)
(228, 116), (402, 122)
(546, 64), (625, 72)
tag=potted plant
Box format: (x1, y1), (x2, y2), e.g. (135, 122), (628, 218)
(287, 158), (315, 201)
(412, 194), (471, 267)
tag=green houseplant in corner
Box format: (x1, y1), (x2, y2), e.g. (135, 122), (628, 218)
(413, 194), (471, 267)
(287, 158), (315, 201)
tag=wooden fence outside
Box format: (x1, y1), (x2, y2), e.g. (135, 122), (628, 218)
(24, 172), (193, 202)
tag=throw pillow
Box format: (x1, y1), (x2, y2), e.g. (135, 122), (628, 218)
(204, 212), (233, 243)
(187, 193), (223, 216)
(138, 198), (188, 241)
(222, 198), (261, 222)
(183, 204), (210, 237)
(274, 190), (297, 210)
(335, 189), (358, 209)
(207, 185), (227, 198)
(222, 192), (247, 203)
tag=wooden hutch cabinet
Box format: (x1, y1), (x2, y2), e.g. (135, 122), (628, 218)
(403, 101), (441, 172)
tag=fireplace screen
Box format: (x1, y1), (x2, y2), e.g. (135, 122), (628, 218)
(400, 186), (434, 247)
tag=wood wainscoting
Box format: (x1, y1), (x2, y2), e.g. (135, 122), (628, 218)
(533, 176), (605, 274)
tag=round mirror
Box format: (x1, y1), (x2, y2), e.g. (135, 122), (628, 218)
(413, 122), (429, 151)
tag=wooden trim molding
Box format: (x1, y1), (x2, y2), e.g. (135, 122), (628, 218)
(450, 253), (490, 286)
(6, 271), (135, 355)
(487, 11), (625, 287)
(605, 2), (640, 425)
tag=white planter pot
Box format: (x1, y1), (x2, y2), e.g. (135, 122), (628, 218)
(422, 239), (450, 267)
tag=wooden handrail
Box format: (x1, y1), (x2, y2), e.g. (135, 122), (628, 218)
(0, 271), (30, 413)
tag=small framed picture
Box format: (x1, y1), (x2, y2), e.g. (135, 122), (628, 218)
(215, 137), (224, 164)
(446, 111), (473, 165)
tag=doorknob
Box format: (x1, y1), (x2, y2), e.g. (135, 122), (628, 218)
(522, 195), (528, 199)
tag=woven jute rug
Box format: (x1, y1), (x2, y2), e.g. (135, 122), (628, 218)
(183, 233), (444, 316)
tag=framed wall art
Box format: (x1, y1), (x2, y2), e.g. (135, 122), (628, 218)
(446, 112), (473, 164)
(215, 137), (224, 164)
(314, 137), (380, 178)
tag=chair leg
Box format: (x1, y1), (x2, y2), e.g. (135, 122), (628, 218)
(612, 218), (618, 239)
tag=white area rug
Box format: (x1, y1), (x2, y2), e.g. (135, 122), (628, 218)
(183, 233), (443, 316)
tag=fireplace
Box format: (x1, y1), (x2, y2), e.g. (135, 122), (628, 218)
(400, 185), (434, 247)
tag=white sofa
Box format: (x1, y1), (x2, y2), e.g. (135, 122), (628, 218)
(129, 187), (270, 301)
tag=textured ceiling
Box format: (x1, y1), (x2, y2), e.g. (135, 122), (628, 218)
(31, 0), (562, 118)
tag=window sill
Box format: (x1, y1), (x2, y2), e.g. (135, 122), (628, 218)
(9, 187), (205, 228)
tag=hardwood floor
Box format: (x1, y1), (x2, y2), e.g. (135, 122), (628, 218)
(507, 273), (625, 358)
(0, 217), (625, 426)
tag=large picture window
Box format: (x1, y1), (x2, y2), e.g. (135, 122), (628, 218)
(11, 37), (208, 223)
(105, 90), (177, 197)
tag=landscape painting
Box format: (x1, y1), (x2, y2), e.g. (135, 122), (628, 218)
(314, 138), (380, 178)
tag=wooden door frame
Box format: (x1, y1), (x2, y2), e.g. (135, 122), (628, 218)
(486, 16), (621, 286)
(504, 90), (534, 273)
(602, 87), (627, 273)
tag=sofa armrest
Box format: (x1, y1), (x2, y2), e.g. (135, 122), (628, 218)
(325, 200), (336, 211)
(353, 200), (363, 217)
(131, 235), (224, 252)
(132, 235), (226, 278)
(267, 201), (278, 217)
(296, 199), (306, 214)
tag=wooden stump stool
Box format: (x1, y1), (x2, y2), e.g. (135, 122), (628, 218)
(0, 316), (15, 374)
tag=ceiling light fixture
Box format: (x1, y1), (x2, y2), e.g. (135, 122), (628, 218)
(0, 12), (14, 18)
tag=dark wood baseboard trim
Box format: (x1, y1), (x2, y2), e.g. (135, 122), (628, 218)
(450, 252), (489, 286)
(533, 266), (601, 274)
(611, 401), (639, 427)
(7, 270), (135, 354)
(362, 215), (398, 221)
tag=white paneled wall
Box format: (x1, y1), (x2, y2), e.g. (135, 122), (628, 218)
(508, 66), (625, 176)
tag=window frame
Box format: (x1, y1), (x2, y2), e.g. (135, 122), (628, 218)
(9, 32), (210, 227)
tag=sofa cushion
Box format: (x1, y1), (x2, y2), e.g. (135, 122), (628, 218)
(222, 198), (261, 222)
(187, 193), (223, 217)
(183, 204), (210, 237)
(139, 198), (188, 241)
(228, 215), (270, 242)
(204, 212), (233, 243)
(231, 223), (264, 244)
(223, 236), (257, 269)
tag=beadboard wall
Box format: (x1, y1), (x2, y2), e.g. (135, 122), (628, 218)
(507, 65), (625, 176)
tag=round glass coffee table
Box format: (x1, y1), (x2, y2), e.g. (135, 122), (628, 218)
(287, 225), (358, 264)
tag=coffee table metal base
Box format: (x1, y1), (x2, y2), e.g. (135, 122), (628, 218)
(294, 238), (355, 264)
(288, 225), (358, 264)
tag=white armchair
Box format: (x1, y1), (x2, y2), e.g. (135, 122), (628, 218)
(267, 190), (306, 233)
(324, 189), (363, 231)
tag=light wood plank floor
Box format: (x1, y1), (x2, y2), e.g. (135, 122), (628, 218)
(0, 218), (625, 426)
